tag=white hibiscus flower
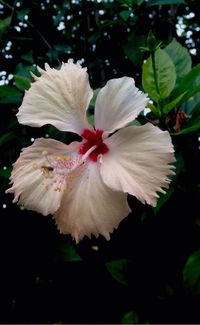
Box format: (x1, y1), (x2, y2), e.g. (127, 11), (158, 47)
(6, 59), (175, 242)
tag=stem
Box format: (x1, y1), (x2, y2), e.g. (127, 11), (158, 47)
(26, 21), (61, 65)
(151, 50), (160, 97)
(26, 20), (51, 50)
(0, 0), (61, 65)
(0, 0), (17, 27)
(0, 0), (12, 9)
(151, 50), (164, 117)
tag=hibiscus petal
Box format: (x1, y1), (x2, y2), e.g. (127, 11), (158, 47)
(100, 123), (175, 207)
(94, 77), (148, 133)
(17, 59), (93, 135)
(54, 162), (130, 243)
(6, 138), (81, 215)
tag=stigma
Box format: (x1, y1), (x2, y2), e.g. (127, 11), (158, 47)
(79, 129), (109, 162)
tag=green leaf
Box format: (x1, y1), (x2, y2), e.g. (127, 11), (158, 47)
(172, 64), (200, 105)
(0, 94), (22, 105)
(147, 30), (160, 52)
(0, 85), (21, 98)
(118, 0), (144, 5)
(90, 88), (100, 108)
(163, 93), (186, 114)
(179, 121), (200, 135)
(121, 311), (139, 324)
(0, 132), (15, 146)
(177, 102), (200, 135)
(119, 10), (131, 21)
(147, 102), (158, 115)
(133, 0), (145, 4)
(182, 93), (200, 115)
(147, 0), (185, 5)
(123, 34), (146, 65)
(142, 49), (176, 102)
(47, 125), (68, 143)
(105, 259), (130, 285)
(154, 186), (174, 214)
(128, 119), (141, 126)
(0, 16), (11, 38)
(87, 114), (94, 126)
(15, 64), (37, 78)
(0, 85), (22, 105)
(59, 241), (82, 262)
(14, 75), (31, 91)
(164, 39), (192, 79)
(183, 250), (200, 294)
(21, 51), (34, 64)
(117, 0), (134, 5)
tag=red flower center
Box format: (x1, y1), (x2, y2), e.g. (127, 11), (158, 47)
(79, 129), (109, 162)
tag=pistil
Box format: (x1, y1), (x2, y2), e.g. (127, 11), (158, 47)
(79, 129), (109, 162)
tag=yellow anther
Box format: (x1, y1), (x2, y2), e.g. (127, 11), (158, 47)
(41, 166), (54, 178)
(63, 155), (71, 160)
(54, 156), (62, 161)
(41, 183), (49, 190)
(54, 187), (61, 192)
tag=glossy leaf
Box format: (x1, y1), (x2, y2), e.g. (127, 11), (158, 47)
(121, 311), (139, 324)
(133, 0), (145, 4)
(123, 34), (146, 65)
(163, 93), (186, 114)
(87, 114), (94, 126)
(105, 259), (130, 285)
(172, 64), (200, 105)
(117, 0), (135, 5)
(0, 94), (22, 105)
(147, 102), (158, 115)
(0, 132), (15, 146)
(164, 39), (191, 79)
(128, 119), (141, 126)
(21, 51), (34, 64)
(58, 240), (82, 262)
(183, 250), (200, 294)
(0, 85), (20, 97)
(0, 16), (11, 37)
(142, 49), (176, 102)
(147, 0), (185, 5)
(89, 88), (100, 108)
(15, 64), (38, 78)
(182, 92), (200, 115)
(14, 75), (31, 91)
(0, 85), (22, 105)
(119, 10), (131, 21)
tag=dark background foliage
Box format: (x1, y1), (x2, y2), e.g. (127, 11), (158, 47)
(0, 0), (200, 323)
